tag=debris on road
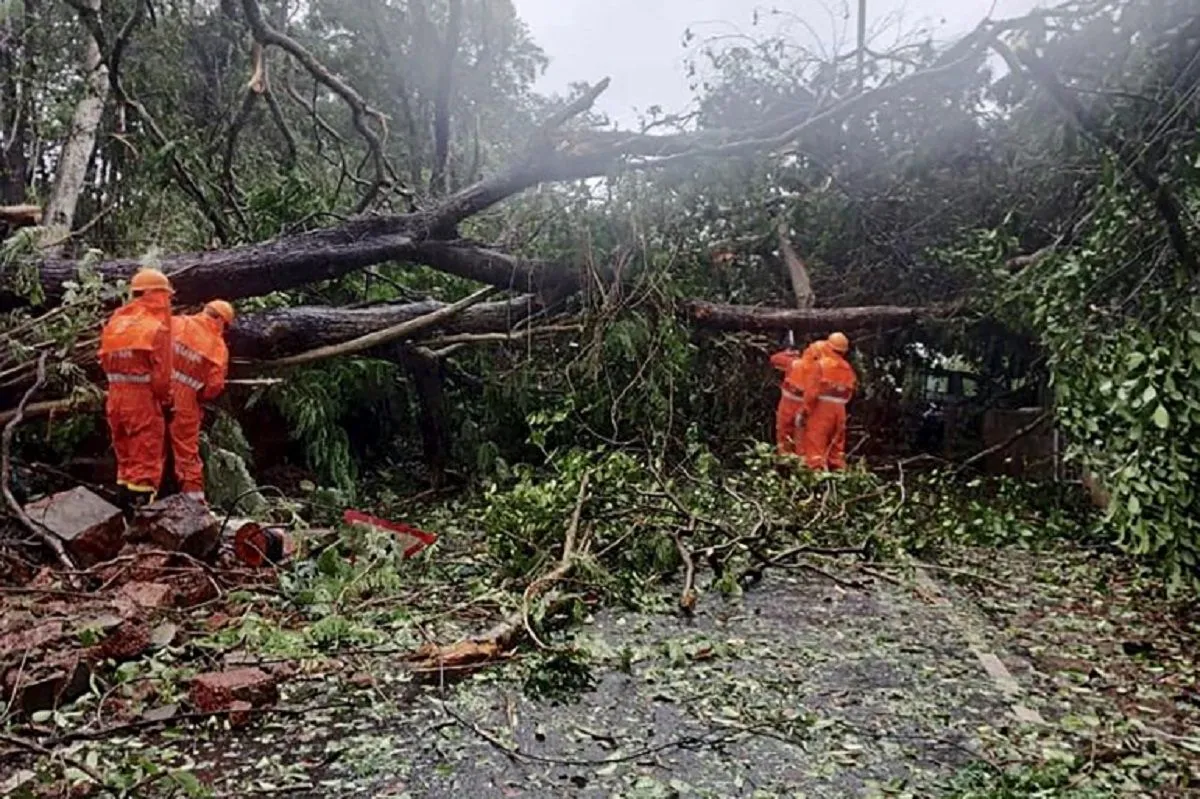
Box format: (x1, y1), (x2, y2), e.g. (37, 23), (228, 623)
(23, 487), (124, 567)
(131, 494), (220, 559)
(342, 509), (437, 558)
(189, 668), (279, 719)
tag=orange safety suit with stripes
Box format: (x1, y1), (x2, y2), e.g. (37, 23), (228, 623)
(770, 341), (829, 456)
(168, 312), (229, 501)
(799, 347), (857, 470)
(99, 293), (173, 494)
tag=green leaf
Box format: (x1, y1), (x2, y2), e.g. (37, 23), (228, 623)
(1153, 404), (1170, 429)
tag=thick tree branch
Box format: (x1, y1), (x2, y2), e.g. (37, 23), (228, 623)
(685, 300), (936, 333)
(229, 294), (540, 360)
(258, 286), (498, 368)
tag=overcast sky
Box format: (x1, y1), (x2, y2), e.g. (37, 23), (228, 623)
(514, 0), (1048, 125)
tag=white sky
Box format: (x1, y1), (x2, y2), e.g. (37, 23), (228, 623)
(514, 0), (1049, 125)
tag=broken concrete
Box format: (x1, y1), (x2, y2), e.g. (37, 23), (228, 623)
(2, 653), (91, 715)
(23, 487), (124, 567)
(189, 668), (279, 715)
(117, 581), (177, 610)
(132, 494), (220, 560)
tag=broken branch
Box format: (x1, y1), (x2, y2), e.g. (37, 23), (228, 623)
(2, 354), (76, 570)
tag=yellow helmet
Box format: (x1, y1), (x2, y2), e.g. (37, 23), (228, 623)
(130, 268), (173, 295)
(827, 332), (850, 353)
(204, 300), (235, 325)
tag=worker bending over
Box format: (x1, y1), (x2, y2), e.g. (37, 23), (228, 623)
(770, 336), (829, 456)
(799, 332), (857, 470)
(99, 269), (174, 511)
(169, 300), (233, 503)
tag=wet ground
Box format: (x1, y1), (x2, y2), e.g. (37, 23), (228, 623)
(179, 572), (1025, 798)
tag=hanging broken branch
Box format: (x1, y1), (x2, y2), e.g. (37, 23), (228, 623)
(241, 0), (396, 212)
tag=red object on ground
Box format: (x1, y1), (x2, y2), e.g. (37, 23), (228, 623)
(189, 667), (279, 714)
(342, 510), (437, 558)
(233, 522), (290, 567)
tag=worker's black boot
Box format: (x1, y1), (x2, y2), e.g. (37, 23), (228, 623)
(117, 486), (154, 521)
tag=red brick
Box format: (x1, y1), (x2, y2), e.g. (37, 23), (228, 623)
(117, 582), (176, 609)
(94, 619), (151, 661)
(24, 487), (124, 568)
(189, 668), (279, 714)
(173, 572), (219, 608)
(132, 494), (219, 559)
(227, 700), (255, 728)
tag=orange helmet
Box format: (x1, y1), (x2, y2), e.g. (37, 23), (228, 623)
(130, 268), (173, 295)
(204, 300), (235, 325)
(827, 332), (850, 353)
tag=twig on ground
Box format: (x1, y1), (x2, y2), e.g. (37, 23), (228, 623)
(0, 732), (111, 792)
(523, 472), (591, 650)
(2, 354), (76, 570)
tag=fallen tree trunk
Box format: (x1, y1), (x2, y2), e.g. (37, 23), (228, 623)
(685, 300), (934, 332)
(11, 231), (574, 310)
(229, 295), (541, 360)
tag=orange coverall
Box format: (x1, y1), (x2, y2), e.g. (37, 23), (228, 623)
(799, 348), (857, 470)
(770, 341), (829, 455)
(169, 313), (229, 501)
(99, 294), (173, 493)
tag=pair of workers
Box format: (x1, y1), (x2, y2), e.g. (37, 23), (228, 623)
(770, 332), (857, 470)
(98, 268), (234, 510)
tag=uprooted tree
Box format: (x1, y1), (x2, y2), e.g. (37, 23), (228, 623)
(4, 0), (1200, 579)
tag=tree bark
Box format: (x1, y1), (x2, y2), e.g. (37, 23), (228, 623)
(429, 0), (462, 196)
(229, 295), (540, 359)
(398, 345), (450, 487)
(685, 300), (932, 333)
(41, 0), (108, 255)
(777, 221), (815, 309)
(16, 230), (575, 309)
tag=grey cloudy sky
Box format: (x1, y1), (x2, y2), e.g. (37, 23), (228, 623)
(513, 0), (1048, 125)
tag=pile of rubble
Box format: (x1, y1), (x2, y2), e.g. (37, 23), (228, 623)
(2, 488), (290, 723)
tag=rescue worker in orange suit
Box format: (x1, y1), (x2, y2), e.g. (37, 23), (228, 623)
(99, 268), (174, 511)
(770, 335), (830, 455)
(799, 331), (857, 470)
(169, 300), (233, 504)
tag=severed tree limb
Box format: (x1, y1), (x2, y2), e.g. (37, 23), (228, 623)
(686, 300), (937, 332)
(222, 42), (269, 208)
(409, 473), (591, 672)
(674, 521), (698, 616)
(777, 220), (815, 310)
(258, 286), (498, 368)
(1, 354), (76, 570)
